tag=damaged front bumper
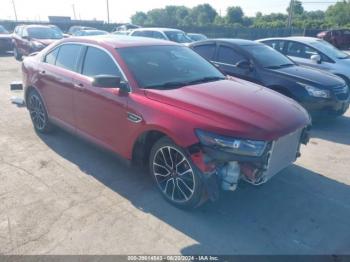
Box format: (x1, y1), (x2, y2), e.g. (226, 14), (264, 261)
(189, 127), (310, 201)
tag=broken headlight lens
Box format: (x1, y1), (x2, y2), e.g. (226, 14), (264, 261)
(195, 129), (267, 157)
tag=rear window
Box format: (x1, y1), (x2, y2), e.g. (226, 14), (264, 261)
(45, 47), (60, 65)
(55, 44), (83, 72)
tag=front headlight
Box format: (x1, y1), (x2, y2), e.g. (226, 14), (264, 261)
(195, 129), (267, 157)
(298, 82), (330, 98)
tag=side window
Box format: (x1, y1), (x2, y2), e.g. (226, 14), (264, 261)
(44, 47), (60, 65)
(82, 47), (122, 77)
(143, 31), (154, 38)
(22, 28), (28, 38)
(152, 31), (166, 40)
(193, 44), (216, 60)
(55, 44), (83, 72)
(264, 40), (285, 53)
(286, 42), (318, 59)
(217, 46), (245, 65)
(132, 31), (145, 37)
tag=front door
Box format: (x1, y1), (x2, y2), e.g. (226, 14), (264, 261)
(213, 45), (257, 83)
(72, 46), (129, 154)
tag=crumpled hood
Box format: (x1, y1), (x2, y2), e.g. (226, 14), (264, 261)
(273, 65), (344, 87)
(145, 79), (310, 141)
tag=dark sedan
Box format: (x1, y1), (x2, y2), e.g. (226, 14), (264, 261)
(0, 25), (13, 54)
(190, 39), (350, 118)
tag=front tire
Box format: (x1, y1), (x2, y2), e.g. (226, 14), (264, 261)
(149, 137), (205, 209)
(14, 47), (22, 61)
(27, 89), (53, 133)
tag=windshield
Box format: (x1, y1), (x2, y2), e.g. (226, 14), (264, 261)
(27, 27), (63, 39)
(118, 45), (224, 89)
(189, 34), (207, 41)
(310, 40), (349, 59)
(164, 31), (193, 43)
(0, 25), (8, 34)
(241, 44), (295, 68)
(80, 30), (108, 36)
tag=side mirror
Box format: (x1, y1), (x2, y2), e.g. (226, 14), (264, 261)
(92, 75), (130, 92)
(310, 54), (321, 64)
(235, 60), (252, 71)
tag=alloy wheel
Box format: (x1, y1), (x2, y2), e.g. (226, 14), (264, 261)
(152, 146), (195, 203)
(29, 94), (46, 131)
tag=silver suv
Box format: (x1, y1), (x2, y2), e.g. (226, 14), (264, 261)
(258, 37), (350, 85)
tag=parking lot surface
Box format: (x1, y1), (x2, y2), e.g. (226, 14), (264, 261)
(0, 54), (350, 255)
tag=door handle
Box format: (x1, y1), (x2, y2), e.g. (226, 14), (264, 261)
(39, 70), (46, 75)
(74, 83), (85, 91)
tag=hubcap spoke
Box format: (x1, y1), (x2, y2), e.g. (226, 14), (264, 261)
(153, 145), (195, 203)
(29, 95), (46, 130)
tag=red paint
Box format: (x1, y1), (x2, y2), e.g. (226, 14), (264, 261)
(22, 36), (310, 167)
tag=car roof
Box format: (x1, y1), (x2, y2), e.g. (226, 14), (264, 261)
(192, 38), (259, 47)
(132, 27), (183, 32)
(258, 36), (320, 43)
(24, 24), (53, 29)
(60, 35), (180, 48)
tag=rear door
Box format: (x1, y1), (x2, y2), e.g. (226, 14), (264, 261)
(38, 43), (84, 128)
(72, 45), (129, 153)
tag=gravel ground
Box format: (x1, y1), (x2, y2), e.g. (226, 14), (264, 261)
(0, 54), (350, 255)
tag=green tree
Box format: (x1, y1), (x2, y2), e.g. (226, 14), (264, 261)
(190, 4), (218, 25)
(326, 1), (350, 26)
(225, 6), (244, 24)
(131, 12), (148, 26)
(287, 0), (304, 15)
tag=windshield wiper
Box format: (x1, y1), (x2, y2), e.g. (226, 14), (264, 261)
(144, 81), (190, 90)
(265, 64), (294, 69)
(187, 76), (225, 85)
(144, 76), (225, 90)
(279, 63), (294, 67)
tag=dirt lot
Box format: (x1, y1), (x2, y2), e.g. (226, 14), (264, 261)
(0, 54), (350, 255)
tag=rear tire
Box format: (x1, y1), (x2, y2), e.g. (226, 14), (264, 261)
(27, 89), (53, 133)
(149, 137), (205, 209)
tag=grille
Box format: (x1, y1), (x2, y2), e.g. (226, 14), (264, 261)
(262, 128), (302, 181)
(333, 84), (350, 100)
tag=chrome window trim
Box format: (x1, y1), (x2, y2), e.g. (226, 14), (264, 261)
(212, 61), (236, 67)
(42, 41), (131, 92)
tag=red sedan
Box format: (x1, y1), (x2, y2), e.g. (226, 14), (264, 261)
(22, 35), (310, 208)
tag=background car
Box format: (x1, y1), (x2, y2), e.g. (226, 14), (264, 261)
(187, 33), (208, 42)
(22, 36), (309, 208)
(129, 28), (193, 44)
(73, 29), (109, 36)
(112, 23), (140, 35)
(67, 26), (96, 35)
(317, 29), (350, 49)
(259, 37), (350, 86)
(190, 39), (350, 118)
(0, 25), (13, 54)
(12, 24), (63, 60)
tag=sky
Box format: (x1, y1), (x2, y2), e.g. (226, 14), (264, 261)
(0, 0), (340, 23)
